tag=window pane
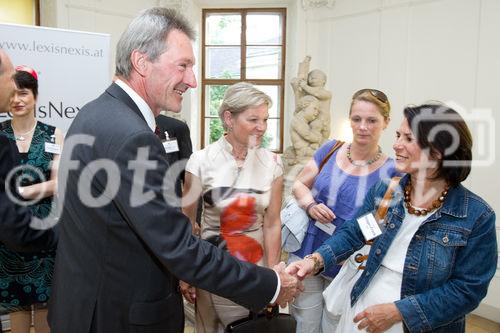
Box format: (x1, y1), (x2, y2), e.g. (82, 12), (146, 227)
(254, 85), (280, 118)
(246, 47), (281, 79)
(206, 14), (241, 45)
(205, 117), (224, 146)
(263, 118), (280, 151)
(205, 84), (230, 116)
(206, 47), (240, 79)
(246, 13), (282, 45)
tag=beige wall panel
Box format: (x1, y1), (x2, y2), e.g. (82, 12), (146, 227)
(405, 0), (479, 107)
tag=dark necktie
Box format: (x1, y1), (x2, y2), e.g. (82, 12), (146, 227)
(154, 126), (166, 140)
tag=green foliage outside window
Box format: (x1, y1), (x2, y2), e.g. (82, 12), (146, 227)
(208, 81), (272, 148)
(209, 118), (224, 144)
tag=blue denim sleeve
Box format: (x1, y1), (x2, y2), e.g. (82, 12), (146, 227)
(395, 208), (497, 333)
(316, 180), (382, 270)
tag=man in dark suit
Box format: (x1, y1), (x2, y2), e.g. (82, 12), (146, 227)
(155, 114), (192, 197)
(49, 8), (301, 333)
(156, 114), (203, 235)
(0, 49), (57, 252)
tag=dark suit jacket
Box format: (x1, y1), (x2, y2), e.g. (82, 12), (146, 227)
(49, 83), (277, 333)
(0, 134), (57, 252)
(155, 114), (192, 198)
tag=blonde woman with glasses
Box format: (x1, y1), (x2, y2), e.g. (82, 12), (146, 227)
(289, 89), (399, 332)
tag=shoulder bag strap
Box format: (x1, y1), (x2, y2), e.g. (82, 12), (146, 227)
(356, 176), (402, 268)
(374, 176), (402, 221)
(317, 140), (345, 172)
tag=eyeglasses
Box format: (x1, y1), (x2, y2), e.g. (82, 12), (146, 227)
(353, 89), (388, 104)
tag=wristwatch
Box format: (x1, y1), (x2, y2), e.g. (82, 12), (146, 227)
(304, 254), (324, 275)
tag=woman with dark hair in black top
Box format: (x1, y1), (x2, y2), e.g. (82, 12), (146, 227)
(0, 66), (63, 333)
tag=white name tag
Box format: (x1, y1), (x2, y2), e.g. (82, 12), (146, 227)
(44, 142), (61, 154)
(357, 213), (382, 241)
(314, 221), (336, 235)
(163, 139), (179, 154)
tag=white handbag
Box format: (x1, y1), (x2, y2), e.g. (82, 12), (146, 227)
(280, 197), (309, 252)
(323, 176), (401, 315)
(323, 245), (369, 315)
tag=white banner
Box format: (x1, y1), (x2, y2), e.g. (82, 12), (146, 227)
(0, 23), (111, 132)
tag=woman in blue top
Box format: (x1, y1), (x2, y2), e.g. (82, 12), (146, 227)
(287, 103), (497, 333)
(289, 89), (399, 332)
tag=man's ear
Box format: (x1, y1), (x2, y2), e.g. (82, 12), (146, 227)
(130, 50), (148, 77)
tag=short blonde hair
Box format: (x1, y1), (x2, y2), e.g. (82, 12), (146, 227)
(218, 82), (273, 130)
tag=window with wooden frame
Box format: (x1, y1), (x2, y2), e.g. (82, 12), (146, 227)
(201, 8), (286, 152)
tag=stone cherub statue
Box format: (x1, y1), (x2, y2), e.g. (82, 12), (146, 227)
(290, 95), (324, 161)
(285, 56), (332, 166)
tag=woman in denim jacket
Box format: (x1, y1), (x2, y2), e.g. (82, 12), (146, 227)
(287, 103), (497, 332)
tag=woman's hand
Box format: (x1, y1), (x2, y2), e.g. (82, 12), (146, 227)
(353, 303), (402, 333)
(285, 253), (324, 280)
(307, 203), (335, 224)
(179, 281), (196, 304)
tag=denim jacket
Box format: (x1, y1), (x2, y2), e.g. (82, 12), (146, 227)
(316, 175), (497, 333)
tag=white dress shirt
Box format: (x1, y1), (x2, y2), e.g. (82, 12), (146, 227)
(115, 79), (156, 132)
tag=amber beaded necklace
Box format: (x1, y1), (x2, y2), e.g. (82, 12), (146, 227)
(404, 179), (449, 216)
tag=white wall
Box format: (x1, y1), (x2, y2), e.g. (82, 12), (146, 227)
(294, 0), (500, 321)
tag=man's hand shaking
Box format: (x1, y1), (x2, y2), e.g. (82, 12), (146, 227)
(272, 262), (304, 308)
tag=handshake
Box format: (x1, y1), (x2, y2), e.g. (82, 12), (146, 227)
(180, 255), (323, 308)
(272, 254), (323, 307)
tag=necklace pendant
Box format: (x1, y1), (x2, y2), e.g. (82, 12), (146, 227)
(17, 136), (25, 141)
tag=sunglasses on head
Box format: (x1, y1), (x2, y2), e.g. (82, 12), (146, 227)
(353, 89), (388, 104)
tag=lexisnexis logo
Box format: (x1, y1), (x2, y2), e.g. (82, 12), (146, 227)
(0, 102), (81, 119)
(0, 40), (104, 58)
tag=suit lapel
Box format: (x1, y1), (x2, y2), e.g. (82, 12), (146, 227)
(105, 82), (147, 124)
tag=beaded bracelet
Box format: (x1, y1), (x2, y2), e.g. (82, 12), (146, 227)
(305, 202), (316, 218)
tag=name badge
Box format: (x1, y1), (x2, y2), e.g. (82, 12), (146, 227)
(163, 139), (179, 154)
(314, 221), (336, 235)
(357, 213), (382, 241)
(45, 142), (61, 154)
